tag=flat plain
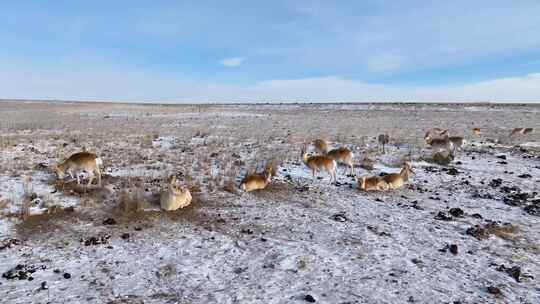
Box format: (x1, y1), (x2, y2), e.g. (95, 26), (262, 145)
(0, 101), (539, 304)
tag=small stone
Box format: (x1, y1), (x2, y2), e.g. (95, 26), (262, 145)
(304, 294), (316, 302)
(102, 218), (117, 225)
(449, 244), (458, 255)
(487, 286), (502, 295)
(434, 211), (453, 221)
(63, 273), (71, 279)
(331, 213), (347, 222)
(449, 208), (464, 217)
(121, 233), (130, 240)
(40, 281), (48, 290)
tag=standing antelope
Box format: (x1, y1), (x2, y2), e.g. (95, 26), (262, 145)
(510, 128), (534, 136)
(240, 165), (274, 192)
(378, 134), (390, 154)
(358, 176), (389, 191)
(448, 136), (466, 150)
(472, 128), (481, 136)
(301, 144), (337, 184)
(382, 162), (415, 190)
(54, 152), (103, 186)
(326, 147), (355, 176)
(312, 139), (329, 154)
(160, 176), (192, 211)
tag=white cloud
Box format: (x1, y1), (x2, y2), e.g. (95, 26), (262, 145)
(219, 57), (245, 67)
(0, 61), (539, 103)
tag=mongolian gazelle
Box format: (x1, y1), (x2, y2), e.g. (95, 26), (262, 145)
(240, 165), (274, 192)
(510, 128), (534, 136)
(358, 176), (389, 191)
(160, 176), (192, 211)
(378, 134), (390, 154)
(382, 162), (415, 190)
(425, 129), (455, 154)
(54, 152), (103, 186)
(312, 139), (329, 154)
(301, 144), (337, 184)
(326, 147), (355, 176)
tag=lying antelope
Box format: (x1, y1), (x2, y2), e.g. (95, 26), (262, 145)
(358, 176), (389, 191)
(55, 152), (103, 186)
(240, 165), (274, 192)
(326, 147), (355, 176)
(301, 144), (337, 183)
(312, 139), (329, 154)
(160, 176), (192, 211)
(510, 128), (534, 136)
(378, 134), (390, 154)
(382, 162), (415, 190)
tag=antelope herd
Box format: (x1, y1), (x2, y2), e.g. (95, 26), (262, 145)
(53, 126), (534, 211)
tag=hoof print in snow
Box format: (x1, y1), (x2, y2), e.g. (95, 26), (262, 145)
(102, 218), (117, 225)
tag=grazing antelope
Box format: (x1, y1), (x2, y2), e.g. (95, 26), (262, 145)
(425, 130), (455, 153)
(510, 128), (534, 136)
(301, 144), (337, 183)
(55, 152), (103, 186)
(424, 128), (446, 143)
(358, 176), (389, 191)
(240, 166), (273, 192)
(312, 139), (329, 154)
(472, 128), (481, 136)
(160, 176), (192, 211)
(382, 162), (415, 190)
(378, 134), (390, 154)
(326, 147), (355, 176)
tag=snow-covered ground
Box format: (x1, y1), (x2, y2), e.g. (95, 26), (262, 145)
(1, 102), (539, 304)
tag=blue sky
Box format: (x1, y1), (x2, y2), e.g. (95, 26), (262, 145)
(1, 1), (540, 102)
